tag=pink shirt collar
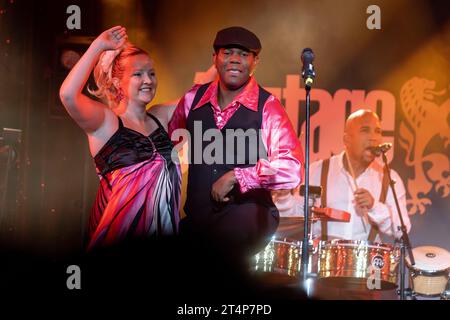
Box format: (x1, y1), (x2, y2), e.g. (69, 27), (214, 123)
(193, 76), (259, 112)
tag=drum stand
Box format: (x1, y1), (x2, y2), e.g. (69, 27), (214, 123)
(441, 281), (450, 300)
(379, 151), (415, 300)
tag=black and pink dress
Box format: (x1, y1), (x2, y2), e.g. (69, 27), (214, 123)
(87, 113), (180, 250)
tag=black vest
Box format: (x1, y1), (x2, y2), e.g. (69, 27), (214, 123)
(184, 83), (275, 219)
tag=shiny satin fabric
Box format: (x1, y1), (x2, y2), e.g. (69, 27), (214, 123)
(88, 114), (181, 250)
(169, 77), (303, 194)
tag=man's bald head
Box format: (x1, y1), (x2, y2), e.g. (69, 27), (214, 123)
(344, 109), (382, 167)
(345, 109), (380, 133)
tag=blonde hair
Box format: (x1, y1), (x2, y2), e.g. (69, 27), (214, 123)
(88, 42), (149, 107)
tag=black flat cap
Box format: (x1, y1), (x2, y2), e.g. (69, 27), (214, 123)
(213, 26), (261, 55)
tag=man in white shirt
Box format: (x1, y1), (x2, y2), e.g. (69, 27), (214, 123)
(276, 109), (411, 242)
(271, 109), (412, 300)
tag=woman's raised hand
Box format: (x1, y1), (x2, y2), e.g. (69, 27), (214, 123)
(94, 26), (128, 51)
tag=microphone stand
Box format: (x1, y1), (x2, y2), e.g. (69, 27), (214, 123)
(380, 151), (415, 300)
(300, 83), (312, 292)
(299, 48), (315, 295)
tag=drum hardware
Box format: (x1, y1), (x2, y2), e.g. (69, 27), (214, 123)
(299, 185), (323, 241)
(401, 273), (417, 300)
(442, 275), (450, 300)
(298, 184), (353, 296)
(298, 185), (325, 296)
(401, 288), (417, 300)
(441, 285), (450, 300)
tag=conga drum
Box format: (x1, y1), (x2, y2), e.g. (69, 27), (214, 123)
(406, 246), (450, 297)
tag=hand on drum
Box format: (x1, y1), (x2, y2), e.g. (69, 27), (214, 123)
(354, 188), (374, 211)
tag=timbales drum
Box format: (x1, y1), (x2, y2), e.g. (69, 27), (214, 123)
(316, 240), (400, 290)
(252, 237), (319, 285)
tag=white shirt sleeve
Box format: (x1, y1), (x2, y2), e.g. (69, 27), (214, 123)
(274, 160), (323, 217)
(367, 169), (411, 239)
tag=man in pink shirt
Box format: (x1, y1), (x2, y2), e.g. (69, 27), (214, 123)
(169, 26), (303, 258)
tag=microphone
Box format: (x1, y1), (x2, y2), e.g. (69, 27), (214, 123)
(301, 48), (316, 86)
(369, 143), (392, 156)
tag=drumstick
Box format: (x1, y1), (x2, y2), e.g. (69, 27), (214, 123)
(345, 151), (369, 229)
(345, 151), (359, 190)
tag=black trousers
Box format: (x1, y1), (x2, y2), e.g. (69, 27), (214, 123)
(180, 201), (279, 261)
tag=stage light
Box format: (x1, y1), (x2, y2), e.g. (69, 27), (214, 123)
(60, 49), (81, 71)
(49, 36), (95, 118)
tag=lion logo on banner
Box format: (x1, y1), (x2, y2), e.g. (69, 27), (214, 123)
(399, 77), (450, 215)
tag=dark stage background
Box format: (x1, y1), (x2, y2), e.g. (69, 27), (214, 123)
(0, 0), (448, 259)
